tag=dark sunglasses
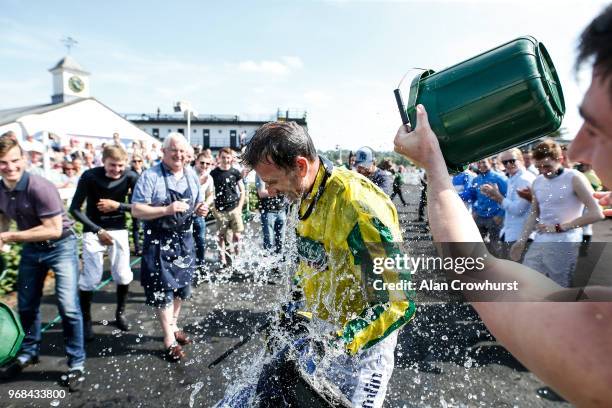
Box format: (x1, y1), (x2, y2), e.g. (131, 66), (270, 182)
(501, 159), (517, 165)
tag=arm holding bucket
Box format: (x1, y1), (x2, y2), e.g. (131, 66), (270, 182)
(393, 105), (481, 243)
(394, 104), (612, 407)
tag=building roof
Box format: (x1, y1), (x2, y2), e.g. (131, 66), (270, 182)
(48, 55), (90, 75)
(0, 99), (87, 127)
(0, 97), (159, 145)
(124, 109), (308, 127)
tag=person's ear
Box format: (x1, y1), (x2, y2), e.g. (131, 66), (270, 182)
(295, 156), (309, 177)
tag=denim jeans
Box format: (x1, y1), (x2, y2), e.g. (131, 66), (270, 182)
(193, 216), (207, 266)
(132, 217), (142, 253)
(260, 210), (286, 254)
(17, 234), (85, 369)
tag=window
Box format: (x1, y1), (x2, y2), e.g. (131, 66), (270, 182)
(230, 130), (237, 148)
(203, 129), (210, 148)
(152, 128), (159, 138)
(177, 128), (184, 135)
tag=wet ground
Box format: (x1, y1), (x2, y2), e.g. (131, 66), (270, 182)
(2, 183), (607, 407)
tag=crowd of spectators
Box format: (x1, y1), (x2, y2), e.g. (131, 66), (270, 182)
(451, 140), (606, 289)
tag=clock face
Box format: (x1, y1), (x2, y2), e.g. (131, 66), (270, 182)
(68, 76), (84, 93)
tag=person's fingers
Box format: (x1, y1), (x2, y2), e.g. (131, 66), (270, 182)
(415, 104), (431, 132)
(592, 191), (609, 199)
(393, 135), (407, 155)
(603, 208), (612, 217)
(593, 191), (611, 205)
(402, 124), (412, 134)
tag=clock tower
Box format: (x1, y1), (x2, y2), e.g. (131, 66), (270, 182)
(49, 55), (91, 104)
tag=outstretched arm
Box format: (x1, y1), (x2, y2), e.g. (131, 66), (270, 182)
(394, 104), (612, 407)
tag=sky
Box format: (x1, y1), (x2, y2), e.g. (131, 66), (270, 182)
(0, 0), (609, 151)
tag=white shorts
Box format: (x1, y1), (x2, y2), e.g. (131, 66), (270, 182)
(318, 330), (398, 408)
(79, 229), (133, 290)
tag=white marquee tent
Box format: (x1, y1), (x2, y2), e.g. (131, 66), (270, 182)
(0, 98), (158, 147)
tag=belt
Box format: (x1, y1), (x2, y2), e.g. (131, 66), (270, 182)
(30, 229), (75, 250)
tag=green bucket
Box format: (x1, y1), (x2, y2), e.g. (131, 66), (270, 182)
(397, 36), (565, 172)
(0, 254), (23, 366)
(0, 302), (24, 366)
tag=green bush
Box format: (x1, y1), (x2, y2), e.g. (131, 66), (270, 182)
(0, 244), (20, 296)
(247, 182), (260, 211)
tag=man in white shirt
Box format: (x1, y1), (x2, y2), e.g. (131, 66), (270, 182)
(521, 150), (539, 176)
(481, 148), (535, 257)
(193, 151), (214, 268)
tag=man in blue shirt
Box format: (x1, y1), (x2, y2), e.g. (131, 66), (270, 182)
(452, 168), (476, 210)
(481, 148), (535, 257)
(466, 158), (508, 252)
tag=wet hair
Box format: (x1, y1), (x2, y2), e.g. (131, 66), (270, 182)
(102, 145), (128, 162)
(0, 133), (23, 157)
(242, 121), (316, 171)
(576, 4), (612, 97)
(532, 139), (562, 161)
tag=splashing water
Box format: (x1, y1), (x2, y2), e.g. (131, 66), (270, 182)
(213, 204), (304, 405)
(173, 255), (193, 269)
(189, 381), (204, 407)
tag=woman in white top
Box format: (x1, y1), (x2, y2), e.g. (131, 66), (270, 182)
(510, 140), (604, 287)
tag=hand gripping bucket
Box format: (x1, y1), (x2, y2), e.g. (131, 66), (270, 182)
(395, 36), (565, 171)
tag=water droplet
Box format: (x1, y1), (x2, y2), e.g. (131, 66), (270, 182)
(50, 399), (60, 407)
(189, 381), (204, 407)
(102, 320), (108, 326)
